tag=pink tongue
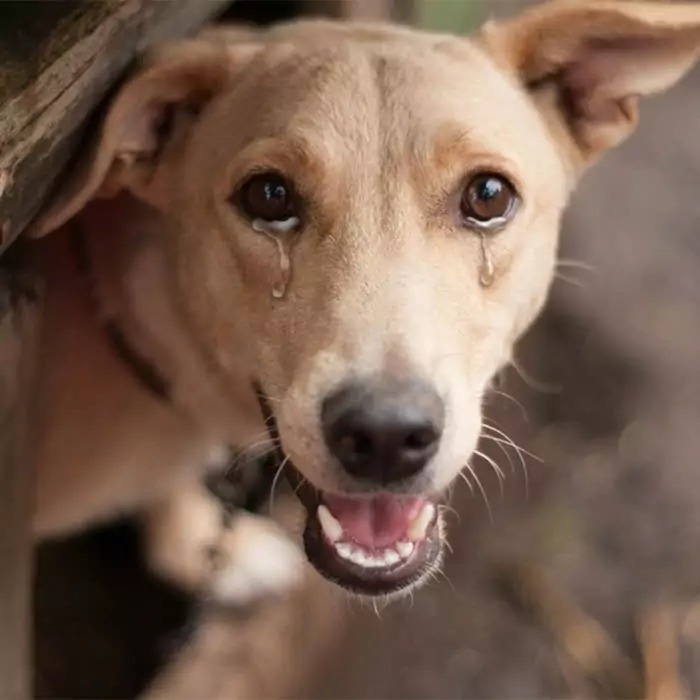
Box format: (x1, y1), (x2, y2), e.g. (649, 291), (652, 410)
(323, 494), (426, 548)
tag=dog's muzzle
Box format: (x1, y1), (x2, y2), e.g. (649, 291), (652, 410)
(256, 385), (445, 597)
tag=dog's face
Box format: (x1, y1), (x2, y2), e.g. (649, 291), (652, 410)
(34, 1), (700, 596)
(172, 31), (570, 595)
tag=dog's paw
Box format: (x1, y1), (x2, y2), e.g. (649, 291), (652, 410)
(208, 514), (304, 605)
(143, 485), (304, 606)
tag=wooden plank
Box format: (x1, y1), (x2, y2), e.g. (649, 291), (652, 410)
(0, 246), (42, 700)
(0, 0), (232, 254)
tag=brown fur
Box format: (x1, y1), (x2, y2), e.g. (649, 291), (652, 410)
(28, 1), (700, 596)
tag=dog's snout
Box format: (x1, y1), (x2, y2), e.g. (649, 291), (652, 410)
(321, 380), (445, 484)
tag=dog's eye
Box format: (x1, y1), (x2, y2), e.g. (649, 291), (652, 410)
(238, 172), (299, 224)
(460, 173), (517, 230)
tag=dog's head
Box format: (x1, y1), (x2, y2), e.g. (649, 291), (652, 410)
(33, 1), (700, 597)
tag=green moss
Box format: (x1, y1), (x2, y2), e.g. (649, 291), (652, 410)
(416, 0), (479, 33)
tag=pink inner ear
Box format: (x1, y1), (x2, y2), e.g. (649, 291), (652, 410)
(564, 34), (697, 122)
(563, 46), (627, 121)
(118, 102), (163, 158)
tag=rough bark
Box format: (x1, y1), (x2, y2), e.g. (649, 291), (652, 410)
(0, 0), (231, 255)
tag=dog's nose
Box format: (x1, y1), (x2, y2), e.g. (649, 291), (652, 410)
(321, 380), (444, 484)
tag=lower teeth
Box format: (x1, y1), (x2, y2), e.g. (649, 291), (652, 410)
(397, 541), (414, 558)
(316, 500), (434, 569)
(333, 540), (414, 569)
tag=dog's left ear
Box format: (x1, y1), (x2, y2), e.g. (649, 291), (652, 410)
(479, 1), (700, 164)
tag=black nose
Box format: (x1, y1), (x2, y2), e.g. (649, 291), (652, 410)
(321, 379), (445, 485)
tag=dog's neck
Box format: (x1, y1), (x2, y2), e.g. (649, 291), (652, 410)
(70, 223), (171, 401)
(74, 195), (262, 448)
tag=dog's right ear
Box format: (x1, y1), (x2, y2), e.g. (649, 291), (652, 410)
(30, 38), (258, 238)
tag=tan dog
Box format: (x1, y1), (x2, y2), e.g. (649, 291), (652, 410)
(29, 1), (700, 599)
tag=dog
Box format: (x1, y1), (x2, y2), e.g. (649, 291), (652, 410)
(28, 0), (700, 601)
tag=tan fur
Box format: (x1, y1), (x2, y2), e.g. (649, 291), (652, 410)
(28, 1), (700, 594)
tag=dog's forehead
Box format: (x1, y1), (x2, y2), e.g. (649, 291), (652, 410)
(199, 25), (562, 195)
(232, 30), (540, 140)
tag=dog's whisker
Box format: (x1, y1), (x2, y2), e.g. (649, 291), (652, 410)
(425, 566), (454, 594)
(487, 387), (530, 422)
(482, 434), (538, 472)
(553, 271), (586, 288)
(258, 391), (283, 404)
(473, 448), (506, 500)
(463, 462), (493, 523)
(224, 444), (260, 476)
(482, 434), (517, 477)
(509, 355), (561, 394)
(224, 437), (280, 476)
(231, 429), (271, 451)
(556, 257), (595, 272)
(438, 502), (460, 525)
(482, 423), (542, 463)
(432, 565), (456, 594)
(483, 435), (525, 487)
(239, 435), (280, 455)
(236, 427), (279, 448)
(293, 476), (308, 497)
(482, 420), (524, 448)
(425, 569), (441, 587)
(268, 455), (290, 515)
(457, 468), (475, 496)
(482, 434), (531, 499)
(474, 447), (506, 481)
(481, 423), (539, 497)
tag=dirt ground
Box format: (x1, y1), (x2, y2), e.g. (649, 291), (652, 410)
(33, 4), (700, 699)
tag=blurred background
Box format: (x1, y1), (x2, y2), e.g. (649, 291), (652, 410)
(33, 1), (700, 698)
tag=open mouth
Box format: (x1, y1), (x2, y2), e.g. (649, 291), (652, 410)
(256, 387), (443, 596)
(297, 481), (443, 597)
(255, 388), (444, 596)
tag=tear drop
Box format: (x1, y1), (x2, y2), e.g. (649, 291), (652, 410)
(269, 237), (291, 298)
(479, 233), (495, 288)
(252, 217), (299, 299)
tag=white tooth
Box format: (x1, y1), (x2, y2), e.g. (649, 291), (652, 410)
(317, 505), (343, 543)
(349, 550), (387, 569)
(383, 550), (400, 566)
(349, 548), (368, 567)
(335, 543), (352, 560)
(397, 541), (414, 559)
(407, 502), (436, 542)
